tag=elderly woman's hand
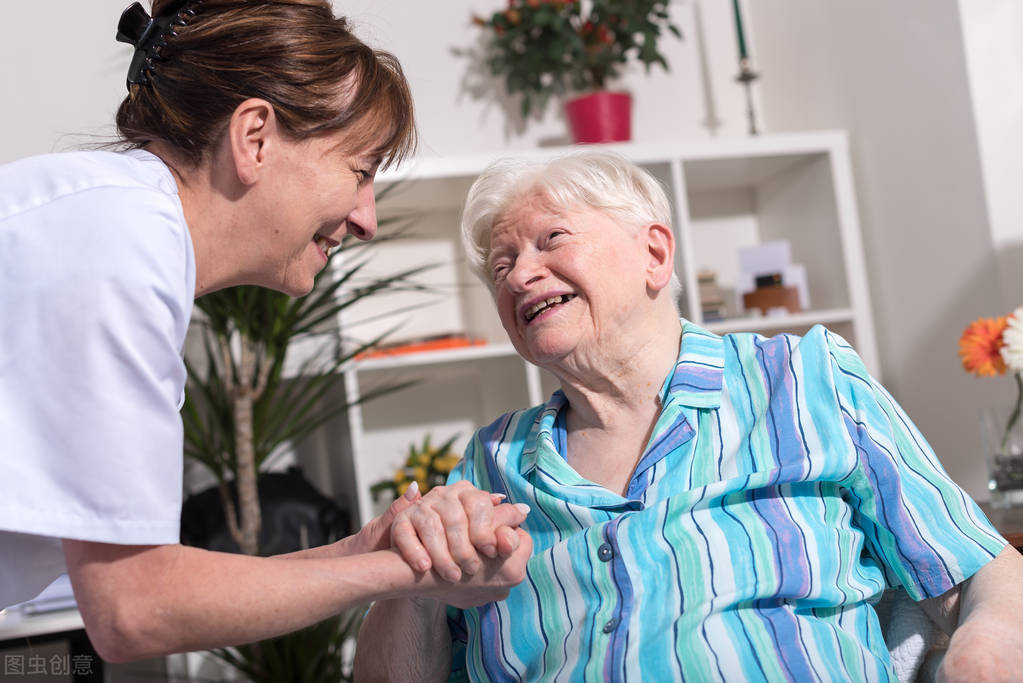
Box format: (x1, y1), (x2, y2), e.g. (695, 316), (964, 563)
(422, 526), (534, 609)
(391, 480), (530, 582)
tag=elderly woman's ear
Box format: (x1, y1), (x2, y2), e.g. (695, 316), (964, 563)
(644, 222), (676, 293)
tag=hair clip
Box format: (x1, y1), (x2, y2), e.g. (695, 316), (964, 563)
(115, 0), (197, 89)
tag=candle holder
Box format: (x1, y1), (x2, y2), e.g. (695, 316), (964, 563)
(735, 57), (760, 136)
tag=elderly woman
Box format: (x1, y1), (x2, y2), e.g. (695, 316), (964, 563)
(356, 151), (1023, 681)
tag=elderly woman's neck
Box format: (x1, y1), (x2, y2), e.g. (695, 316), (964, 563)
(558, 314), (683, 432)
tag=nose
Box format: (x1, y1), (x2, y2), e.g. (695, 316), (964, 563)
(347, 181), (378, 241)
(505, 250), (545, 292)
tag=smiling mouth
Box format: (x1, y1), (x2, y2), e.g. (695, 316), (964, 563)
(313, 233), (339, 258)
(524, 294), (576, 323)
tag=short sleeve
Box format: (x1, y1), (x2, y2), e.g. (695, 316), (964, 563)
(0, 183), (191, 545)
(824, 327), (1006, 599)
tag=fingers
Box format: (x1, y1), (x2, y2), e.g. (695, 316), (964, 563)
(384, 480), (422, 523)
(391, 511), (432, 573)
(492, 502), (530, 528)
(463, 490), (497, 559)
(495, 525), (520, 557)
(430, 527), (534, 610)
(390, 482), (532, 583)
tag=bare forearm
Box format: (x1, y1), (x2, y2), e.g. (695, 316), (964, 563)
(64, 541), (436, 662)
(939, 545), (1023, 682)
(355, 597), (452, 682)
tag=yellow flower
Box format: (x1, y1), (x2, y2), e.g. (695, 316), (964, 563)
(959, 316), (1008, 377)
(433, 455), (461, 473)
(397, 481), (410, 497)
(412, 466), (428, 482)
(393, 469), (407, 484)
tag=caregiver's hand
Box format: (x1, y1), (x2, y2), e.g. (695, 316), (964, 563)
(391, 480), (530, 582)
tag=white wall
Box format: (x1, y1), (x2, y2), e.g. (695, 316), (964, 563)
(958, 0), (1023, 304)
(0, 2), (130, 164)
(0, 1), (752, 163)
(747, 0), (1012, 498)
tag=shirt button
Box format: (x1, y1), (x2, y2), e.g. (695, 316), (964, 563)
(602, 618), (619, 634)
(597, 543), (613, 562)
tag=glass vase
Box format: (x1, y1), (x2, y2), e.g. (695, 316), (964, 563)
(982, 404), (1023, 509)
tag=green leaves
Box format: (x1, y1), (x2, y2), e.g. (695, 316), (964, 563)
(182, 237), (432, 480)
(474, 0), (682, 117)
(210, 608), (365, 682)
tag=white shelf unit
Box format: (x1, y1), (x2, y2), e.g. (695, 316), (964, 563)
(297, 130), (878, 527)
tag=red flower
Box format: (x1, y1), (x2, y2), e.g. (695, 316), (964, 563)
(959, 316), (1009, 377)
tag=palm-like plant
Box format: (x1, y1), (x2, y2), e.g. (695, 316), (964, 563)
(210, 607), (365, 683)
(181, 224), (430, 556)
(180, 192), (434, 680)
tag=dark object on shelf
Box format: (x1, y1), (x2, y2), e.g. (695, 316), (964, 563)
(181, 467), (350, 555)
(754, 272), (783, 288)
(743, 285), (801, 315)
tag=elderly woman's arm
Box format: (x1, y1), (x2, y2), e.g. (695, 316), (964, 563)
(354, 525), (531, 681)
(355, 597), (451, 682)
(919, 545), (1023, 681)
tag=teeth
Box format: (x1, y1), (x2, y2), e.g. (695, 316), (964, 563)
(525, 294), (574, 322)
(314, 235), (333, 257)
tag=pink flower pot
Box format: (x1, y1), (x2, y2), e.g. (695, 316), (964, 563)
(564, 91), (632, 144)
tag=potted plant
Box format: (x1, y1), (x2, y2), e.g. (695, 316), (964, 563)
(471, 0), (681, 143)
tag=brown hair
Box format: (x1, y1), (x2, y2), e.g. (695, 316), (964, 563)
(115, 0), (416, 169)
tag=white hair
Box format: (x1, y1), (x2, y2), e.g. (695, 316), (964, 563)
(459, 150), (683, 308)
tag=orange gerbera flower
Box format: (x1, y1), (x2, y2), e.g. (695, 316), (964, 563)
(959, 316), (1009, 377)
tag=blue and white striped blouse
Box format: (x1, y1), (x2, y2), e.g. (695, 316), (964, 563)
(446, 321), (1005, 681)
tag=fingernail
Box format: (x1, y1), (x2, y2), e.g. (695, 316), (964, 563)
(481, 545), (497, 558)
(514, 503), (531, 516)
(404, 481), (419, 500)
(492, 493), (507, 501)
(415, 559), (430, 572)
(443, 568), (461, 582)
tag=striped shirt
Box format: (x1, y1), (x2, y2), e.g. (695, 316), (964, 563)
(446, 321), (1005, 681)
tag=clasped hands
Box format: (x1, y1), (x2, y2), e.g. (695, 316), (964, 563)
(357, 480), (533, 608)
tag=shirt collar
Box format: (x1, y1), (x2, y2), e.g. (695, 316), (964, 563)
(518, 319), (724, 479)
(662, 319), (725, 410)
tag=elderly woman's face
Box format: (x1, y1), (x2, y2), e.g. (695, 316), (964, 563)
(488, 195), (651, 368)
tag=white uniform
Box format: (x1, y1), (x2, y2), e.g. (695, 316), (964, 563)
(0, 149), (195, 608)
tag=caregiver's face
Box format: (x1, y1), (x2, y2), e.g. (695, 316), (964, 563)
(488, 194), (649, 368)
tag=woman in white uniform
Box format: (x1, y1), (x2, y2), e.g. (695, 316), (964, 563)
(0, 0), (530, 662)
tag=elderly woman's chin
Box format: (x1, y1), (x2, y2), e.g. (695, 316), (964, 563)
(507, 318), (597, 370)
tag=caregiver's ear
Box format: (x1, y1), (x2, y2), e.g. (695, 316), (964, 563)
(644, 222), (676, 291)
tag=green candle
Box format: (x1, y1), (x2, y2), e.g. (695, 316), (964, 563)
(732, 0), (749, 61)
